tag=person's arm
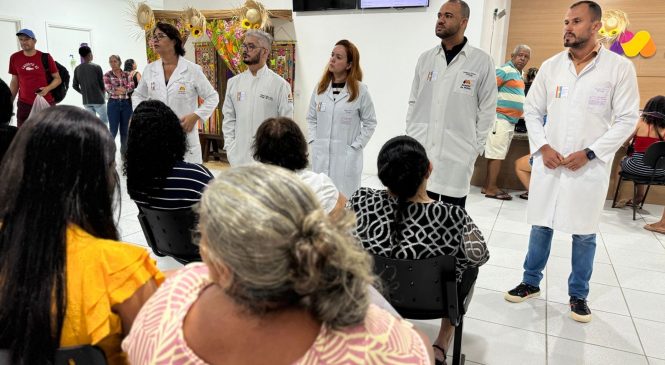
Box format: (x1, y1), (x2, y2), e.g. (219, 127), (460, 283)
(112, 278), (159, 336)
(351, 85), (377, 150)
(277, 79), (294, 119)
(103, 72), (113, 96)
(474, 56), (498, 154)
(38, 55), (61, 97)
(131, 66), (149, 110)
(329, 192), (347, 220)
(96, 66), (105, 96)
(221, 79), (237, 156)
(188, 64), (220, 127)
(135, 71), (142, 83)
(460, 208), (489, 267)
(124, 72), (134, 93)
(405, 55), (422, 131)
(587, 61), (640, 163)
(72, 68), (81, 94)
(9, 75), (18, 102)
(306, 89), (318, 143)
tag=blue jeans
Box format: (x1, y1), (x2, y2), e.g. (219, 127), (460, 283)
(107, 99), (132, 155)
(84, 103), (109, 125)
(522, 225), (596, 299)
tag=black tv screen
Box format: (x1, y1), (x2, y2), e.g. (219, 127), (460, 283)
(359, 0), (428, 8)
(293, 0), (357, 11)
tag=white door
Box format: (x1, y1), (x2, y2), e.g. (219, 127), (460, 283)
(45, 24), (92, 108)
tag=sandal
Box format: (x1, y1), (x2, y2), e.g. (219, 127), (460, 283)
(485, 191), (513, 200)
(518, 191), (529, 200)
(432, 344), (447, 365)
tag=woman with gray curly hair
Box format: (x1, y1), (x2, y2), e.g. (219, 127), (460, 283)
(122, 164), (432, 364)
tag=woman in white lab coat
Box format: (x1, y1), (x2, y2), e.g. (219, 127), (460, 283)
(307, 40), (377, 197)
(132, 22), (219, 164)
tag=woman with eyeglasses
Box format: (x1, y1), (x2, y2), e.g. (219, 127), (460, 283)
(132, 22), (219, 164)
(307, 39), (377, 198)
(222, 29), (293, 167)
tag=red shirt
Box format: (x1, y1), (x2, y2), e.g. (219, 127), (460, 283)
(8, 50), (58, 104)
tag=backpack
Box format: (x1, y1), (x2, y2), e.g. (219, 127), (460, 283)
(41, 53), (69, 104)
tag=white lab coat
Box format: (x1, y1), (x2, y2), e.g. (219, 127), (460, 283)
(406, 42), (497, 197)
(132, 56), (219, 164)
(307, 81), (377, 197)
(222, 65), (293, 166)
(525, 46), (639, 234)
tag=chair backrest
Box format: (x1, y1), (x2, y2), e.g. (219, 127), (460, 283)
(372, 254), (461, 322)
(137, 205), (201, 264)
(644, 141), (665, 170)
(0, 345), (107, 365)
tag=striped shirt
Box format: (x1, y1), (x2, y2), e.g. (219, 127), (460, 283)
(131, 161), (214, 210)
(496, 60), (525, 124)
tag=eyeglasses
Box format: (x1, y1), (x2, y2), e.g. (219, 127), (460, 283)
(241, 43), (265, 52)
(152, 33), (168, 40)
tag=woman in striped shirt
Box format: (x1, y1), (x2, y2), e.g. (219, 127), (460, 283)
(124, 100), (213, 210)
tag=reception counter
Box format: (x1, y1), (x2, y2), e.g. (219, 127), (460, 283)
(470, 133), (665, 204)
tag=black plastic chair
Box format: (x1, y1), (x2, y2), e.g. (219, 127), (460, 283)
(1, 345), (107, 365)
(612, 141), (665, 220)
(137, 205), (201, 265)
(372, 254), (475, 365)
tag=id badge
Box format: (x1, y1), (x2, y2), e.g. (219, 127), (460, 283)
(237, 91), (246, 101)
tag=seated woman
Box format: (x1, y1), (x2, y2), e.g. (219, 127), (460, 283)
(0, 106), (163, 365)
(253, 116), (346, 216)
(347, 135), (489, 365)
(124, 100), (213, 209)
(618, 95), (665, 206)
(123, 164), (432, 364)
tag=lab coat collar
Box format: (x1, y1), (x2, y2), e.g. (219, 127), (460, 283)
(325, 80), (349, 102)
(150, 56), (189, 86)
(435, 39), (470, 63)
(247, 64), (269, 78)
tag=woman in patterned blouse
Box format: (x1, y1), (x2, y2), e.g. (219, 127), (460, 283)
(348, 135), (490, 365)
(123, 165), (433, 365)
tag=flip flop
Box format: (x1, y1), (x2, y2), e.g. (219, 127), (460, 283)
(485, 192), (513, 200)
(644, 223), (665, 235)
(518, 192), (529, 200)
(432, 344), (447, 365)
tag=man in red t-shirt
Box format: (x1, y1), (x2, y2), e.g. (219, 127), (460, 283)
(8, 29), (61, 127)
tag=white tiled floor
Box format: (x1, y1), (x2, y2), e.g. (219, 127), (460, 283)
(115, 168), (665, 364)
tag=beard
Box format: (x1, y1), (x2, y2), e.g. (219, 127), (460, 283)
(242, 53), (260, 65)
(436, 25), (459, 40)
(564, 32), (589, 48)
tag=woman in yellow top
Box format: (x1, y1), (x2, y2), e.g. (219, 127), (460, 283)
(0, 106), (164, 365)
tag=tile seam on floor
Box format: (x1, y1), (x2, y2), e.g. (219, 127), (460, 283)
(545, 333), (647, 357)
(598, 231), (651, 361)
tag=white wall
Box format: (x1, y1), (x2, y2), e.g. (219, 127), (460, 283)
(480, 0), (511, 65)
(166, 0), (491, 174)
(0, 0), (163, 110)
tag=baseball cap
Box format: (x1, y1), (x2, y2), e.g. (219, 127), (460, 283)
(16, 29), (36, 39)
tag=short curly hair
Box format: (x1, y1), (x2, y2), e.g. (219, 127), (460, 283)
(123, 100), (187, 198)
(252, 117), (308, 171)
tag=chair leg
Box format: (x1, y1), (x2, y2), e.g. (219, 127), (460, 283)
(451, 317), (464, 365)
(611, 175), (623, 208)
(641, 184), (651, 209)
(633, 184), (638, 220)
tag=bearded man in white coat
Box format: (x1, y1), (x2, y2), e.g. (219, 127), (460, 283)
(505, 1), (639, 323)
(406, 0), (497, 208)
(222, 30), (294, 166)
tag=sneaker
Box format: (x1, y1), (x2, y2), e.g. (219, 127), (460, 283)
(504, 283), (541, 303)
(569, 297), (592, 323)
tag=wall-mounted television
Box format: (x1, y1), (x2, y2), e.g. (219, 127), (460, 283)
(359, 0), (428, 8)
(293, 0), (357, 11)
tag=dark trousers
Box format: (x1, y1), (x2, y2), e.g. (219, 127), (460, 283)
(107, 99), (132, 155)
(17, 99), (55, 127)
(427, 191), (467, 208)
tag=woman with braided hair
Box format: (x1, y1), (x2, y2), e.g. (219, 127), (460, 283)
(123, 164), (432, 364)
(347, 135), (489, 365)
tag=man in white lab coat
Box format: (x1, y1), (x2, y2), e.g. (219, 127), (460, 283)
(505, 1), (639, 323)
(222, 30), (294, 166)
(406, 0), (497, 208)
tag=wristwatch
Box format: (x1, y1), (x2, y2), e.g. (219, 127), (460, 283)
(584, 148), (596, 161)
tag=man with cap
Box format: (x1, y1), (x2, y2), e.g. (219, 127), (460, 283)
(9, 29), (61, 127)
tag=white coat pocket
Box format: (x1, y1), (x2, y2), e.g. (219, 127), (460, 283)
(587, 82), (612, 114)
(453, 70), (479, 97)
(175, 82), (193, 99)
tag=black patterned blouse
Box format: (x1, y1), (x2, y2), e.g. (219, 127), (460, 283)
(348, 187), (489, 282)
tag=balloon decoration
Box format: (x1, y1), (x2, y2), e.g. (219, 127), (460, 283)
(599, 9), (656, 58)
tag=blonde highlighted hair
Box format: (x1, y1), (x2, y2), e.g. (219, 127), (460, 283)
(316, 39), (363, 102)
(198, 164), (374, 329)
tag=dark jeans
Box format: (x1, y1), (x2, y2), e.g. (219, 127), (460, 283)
(107, 99), (132, 155)
(427, 191), (467, 208)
